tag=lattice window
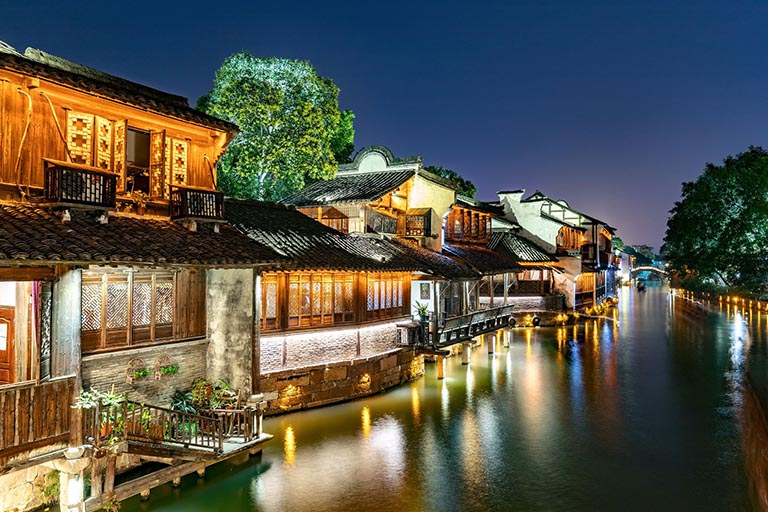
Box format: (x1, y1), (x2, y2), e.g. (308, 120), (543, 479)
(155, 281), (174, 324)
(95, 116), (113, 170)
(365, 273), (407, 320)
(262, 275), (278, 332)
(113, 121), (127, 191)
(106, 281), (129, 329)
(39, 282), (52, 381)
(67, 112), (93, 165)
(81, 282), (103, 331)
(132, 282), (152, 326)
(170, 139), (188, 187)
(150, 130), (166, 198)
(312, 281), (321, 316)
(81, 270), (182, 353)
(288, 282), (299, 317)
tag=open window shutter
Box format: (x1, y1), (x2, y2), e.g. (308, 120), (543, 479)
(112, 120), (128, 191)
(66, 111), (94, 165)
(149, 130), (166, 198)
(169, 138), (188, 191)
(94, 116), (113, 171)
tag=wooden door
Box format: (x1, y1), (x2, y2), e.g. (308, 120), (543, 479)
(0, 306), (14, 385)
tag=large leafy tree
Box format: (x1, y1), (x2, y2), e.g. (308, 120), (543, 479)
(198, 52), (353, 200)
(330, 110), (355, 164)
(423, 165), (477, 198)
(662, 146), (768, 293)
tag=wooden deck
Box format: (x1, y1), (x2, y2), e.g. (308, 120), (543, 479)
(435, 304), (515, 348)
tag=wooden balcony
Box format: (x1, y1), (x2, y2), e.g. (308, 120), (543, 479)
(83, 399), (263, 460)
(169, 185), (225, 222)
(436, 304), (515, 347)
(44, 158), (117, 209)
(0, 377), (76, 464)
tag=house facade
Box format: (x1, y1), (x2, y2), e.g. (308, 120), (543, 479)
(0, 42), (281, 511)
(497, 189), (616, 310)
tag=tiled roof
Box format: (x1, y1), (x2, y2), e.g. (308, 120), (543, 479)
(0, 203), (281, 267)
(226, 200), (479, 278)
(489, 232), (558, 263)
(386, 239), (478, 280)
(280, 170), (415, 207)
(225, 199), (422, 272)
(0, 43), (238, 133)
(443, 243), (519, 275)
(455, 195), (505, 215)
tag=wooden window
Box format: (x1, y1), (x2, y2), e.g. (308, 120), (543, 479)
(366, 273), (408, 321)
(82, 270), (184, 353)
(276, 272), (355, 330)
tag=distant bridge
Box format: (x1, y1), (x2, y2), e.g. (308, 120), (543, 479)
(631, 266), (668, 279)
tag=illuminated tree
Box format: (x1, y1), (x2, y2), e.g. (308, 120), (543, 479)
(199, 52), (353, 200)
(663, 146), (768, 293)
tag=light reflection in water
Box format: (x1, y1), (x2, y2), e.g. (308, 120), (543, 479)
(283, 426), (296, 466)
(410, 386), (420, 426)
(361, 406), (371, 438)
(466, 365), (475, 403)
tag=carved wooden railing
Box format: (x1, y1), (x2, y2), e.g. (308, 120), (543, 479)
(169, 185), (224, 221)
(0, 377), (76, 460)
(44, 158), (117, 209)
(210, 408), (260, 443)
(436, 304), (515, 347)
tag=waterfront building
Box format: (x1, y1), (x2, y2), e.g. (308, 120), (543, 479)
(0, 41), (280, 511)
(497, 189), (617, 310)
(226, 199), (476, 413)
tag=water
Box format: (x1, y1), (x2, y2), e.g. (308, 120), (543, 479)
(123, 287), (768, 511)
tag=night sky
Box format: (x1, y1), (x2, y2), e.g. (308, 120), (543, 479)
(4, 1), (768, 250)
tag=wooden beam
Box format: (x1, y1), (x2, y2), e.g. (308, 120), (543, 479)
(0, 267), (56, 281)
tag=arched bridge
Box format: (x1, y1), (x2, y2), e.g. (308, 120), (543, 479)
(631, 266), (667, 276)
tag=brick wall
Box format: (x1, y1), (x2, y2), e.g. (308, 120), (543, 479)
(81, 339), (207, 407)
(507, 294), (565, 312)
(261, 320), (402, 372)
(261, 348), (423, 415)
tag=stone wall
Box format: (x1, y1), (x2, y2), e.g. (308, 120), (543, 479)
(206, 268), (255, 396)
(82, 339), (206, 407)
(261, 348), (423, 415)
(0, 464), (57, 512)
(507, 294), (565, 313)
(261, 320), (402, 372)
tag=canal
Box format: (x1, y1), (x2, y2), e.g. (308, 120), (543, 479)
(123, 286), (768, 511)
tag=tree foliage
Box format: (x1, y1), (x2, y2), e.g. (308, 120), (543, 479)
(423, 165), (477, 198)
(662, 146), (768, 294)
(198, 52), (353, 201)
(330, 110), (355, 164)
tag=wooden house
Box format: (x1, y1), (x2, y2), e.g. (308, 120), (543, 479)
(442, 196), (563, 323)
(497, 189), (617, 309)
(225, 199), (476, 412)
(0, 42), (283, 511)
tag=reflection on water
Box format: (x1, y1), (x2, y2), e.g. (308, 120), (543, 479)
(124, 287), (767, 512)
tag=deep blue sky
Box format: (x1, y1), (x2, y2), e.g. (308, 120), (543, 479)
(4, 1), (768, 250)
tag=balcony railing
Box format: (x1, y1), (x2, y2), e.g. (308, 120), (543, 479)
(0, 377), (76, 463)
(44, 158), (116, 209)
(169, 185), (225, 221)
(436, 304), (515, 347)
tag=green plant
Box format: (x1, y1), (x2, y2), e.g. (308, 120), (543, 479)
(40, 469), (60, 505)
(101, 492), (121, 512)
(131, 190), (148, 209)
(160, 364), (179, 376)
(171, 390), (196, 414)
(414, 301), (429, 317)
(132, 368), (150, 379)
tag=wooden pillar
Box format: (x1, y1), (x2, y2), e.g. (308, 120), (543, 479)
(437, 355), (445, 380)
(90, 457), (103, 499)
(462, 342), (470, 365)
(503, 273), (509, 305)
(104, 455), (116, 496)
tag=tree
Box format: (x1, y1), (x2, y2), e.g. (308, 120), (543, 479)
(662, 146), (768, 294)
(611, 237), (626, 251)
(198, 52), (353, 201)
(330, 110), (355, 163)
(423, 165), (477, 198)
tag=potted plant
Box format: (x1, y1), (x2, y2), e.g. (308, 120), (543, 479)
(158, 364), (179, 377)
(414, 301), (430, 322)
(131, 190), (148, 215)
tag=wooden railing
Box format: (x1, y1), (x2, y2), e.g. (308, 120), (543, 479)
(0, 377), (76, 460)
(211, 408), (260, 443)
(437, 304), (515, 347)
(169, 185), (224, 221)
(122, 401), (224, 453)
(44, 158), (117, 209)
